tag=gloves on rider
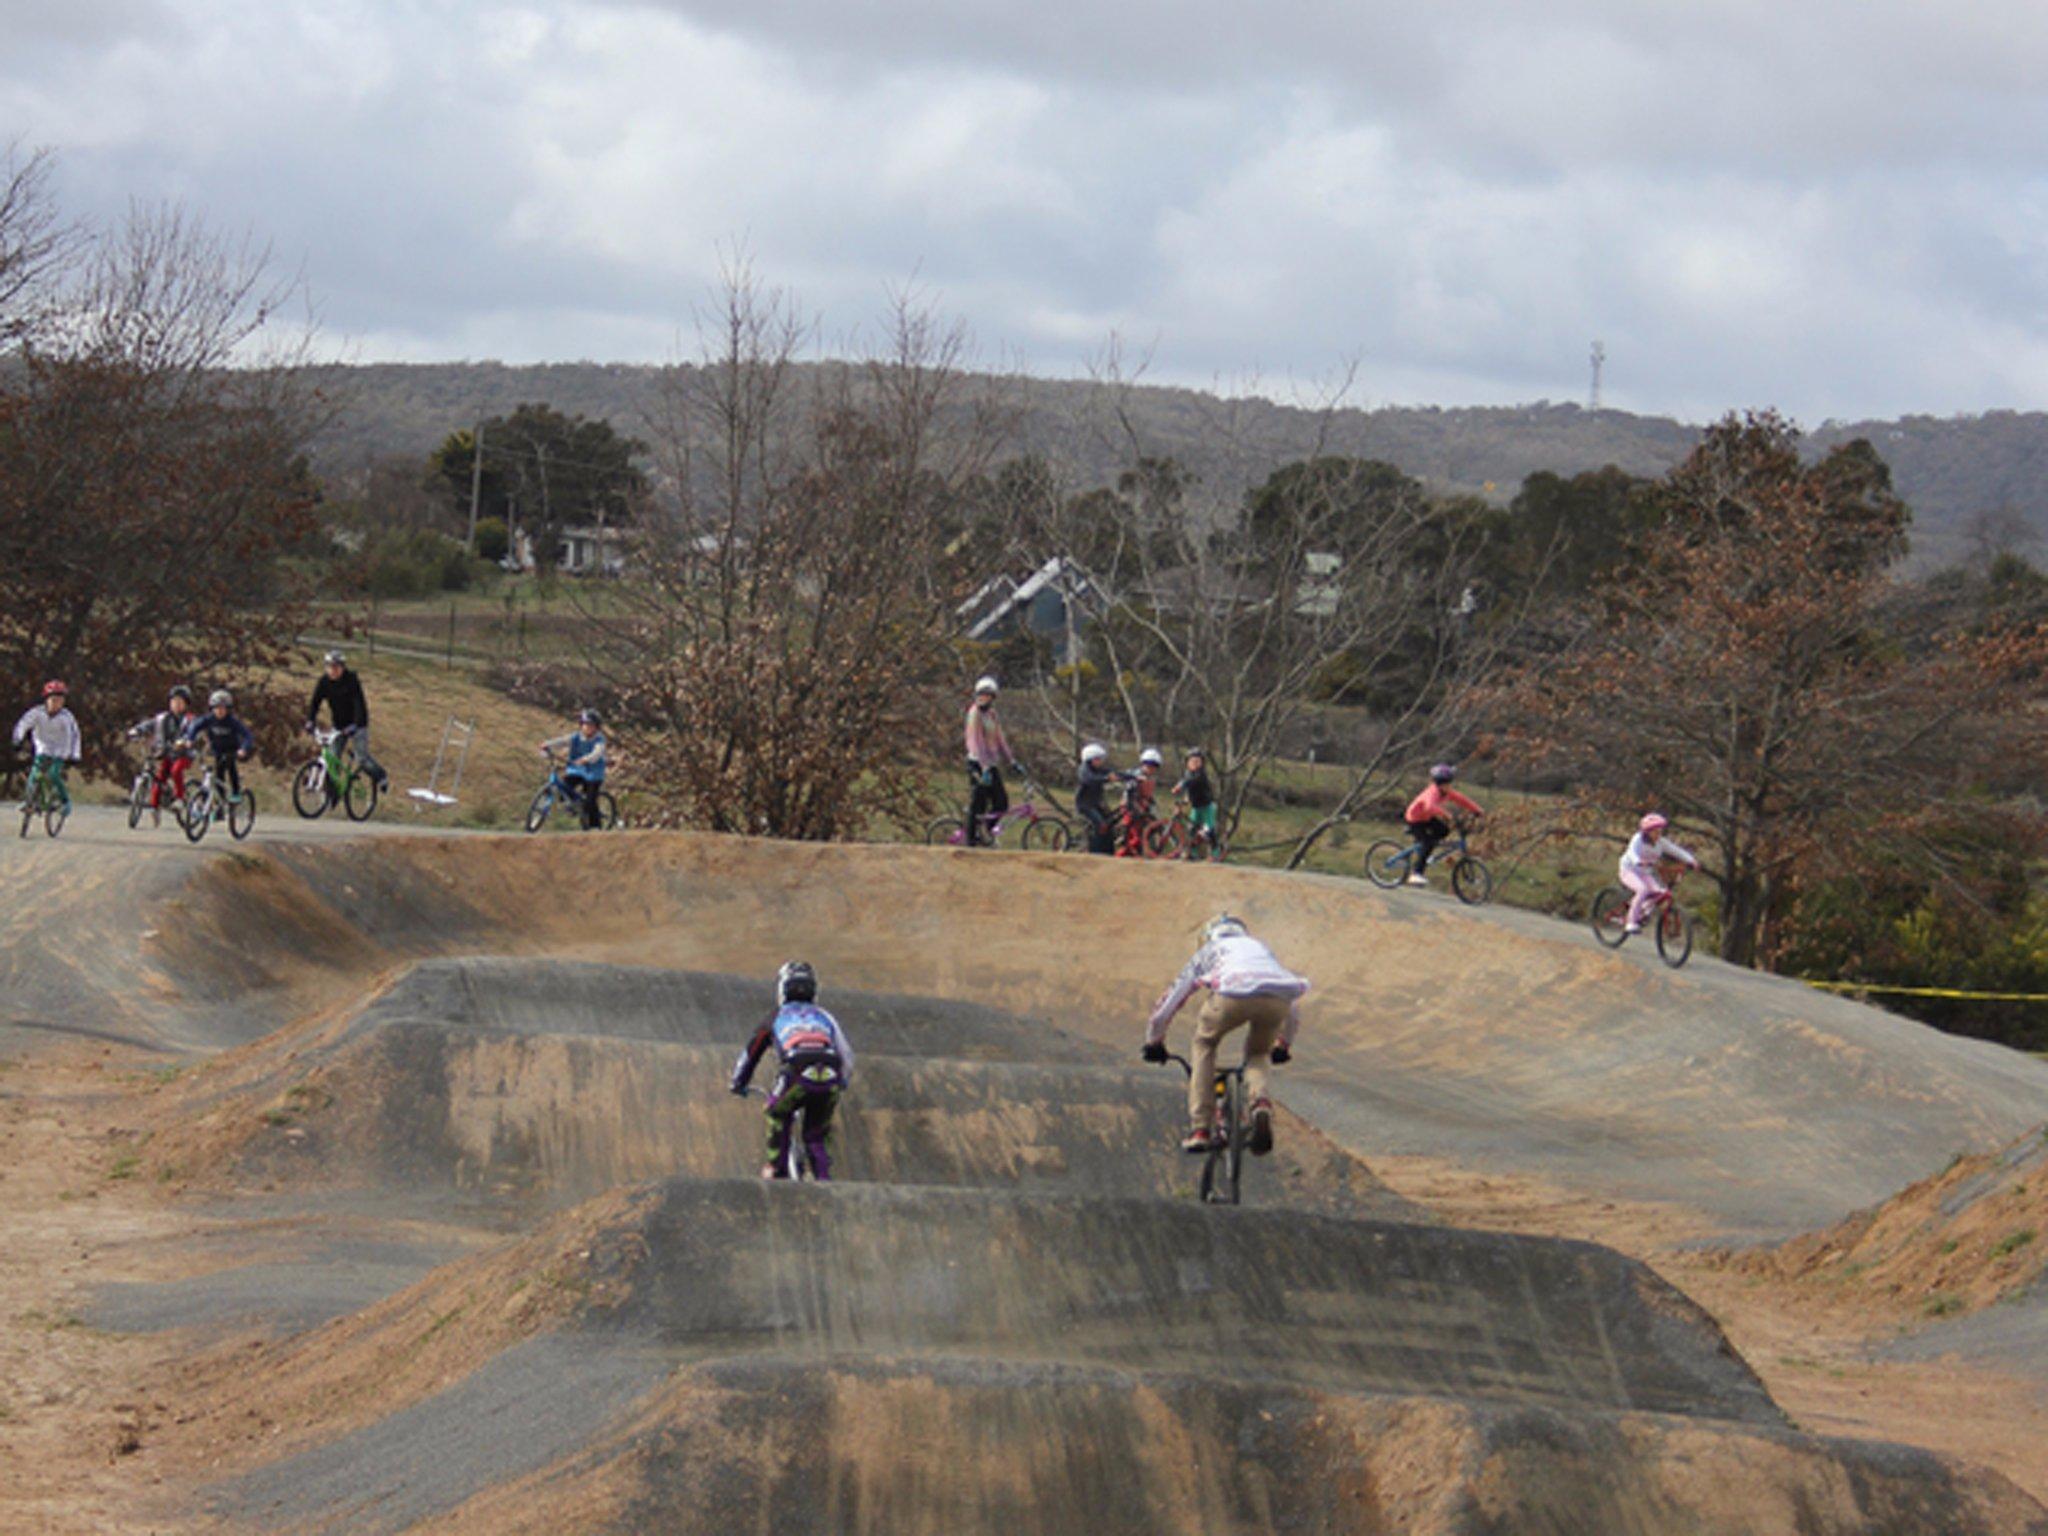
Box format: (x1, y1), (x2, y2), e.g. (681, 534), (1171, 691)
(1140, 1041), (1169, 1064)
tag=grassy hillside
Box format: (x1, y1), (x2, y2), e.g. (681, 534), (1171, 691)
(307, 361), (2044, 562)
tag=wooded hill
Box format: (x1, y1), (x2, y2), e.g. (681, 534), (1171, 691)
(305, 361), (2047, 566)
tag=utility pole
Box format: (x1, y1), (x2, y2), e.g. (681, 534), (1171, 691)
(464, 420), (485, 554)
(1588, 341), (1606, 412)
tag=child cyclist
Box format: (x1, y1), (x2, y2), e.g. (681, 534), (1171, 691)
(1142, 914), (1308, 1156)
(729, 961), (854, 1181)
(13, 680), (81, 813)
(1620, 812), (1699, 935)
(126, 685), (196, 820)
(538, 710), (608, 830)
(962, 675), (1017, 846)
(1402, 763), (1484, 886)
(188, 690), (255, 803)
(1076, 743), (1116, 854)
(1172, 748), (1219, 855)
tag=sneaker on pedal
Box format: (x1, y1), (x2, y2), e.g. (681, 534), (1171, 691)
(1406, 872), (1428, 886)
(1180, 1126), (1214, 1154)
(1248, 1097), (1275, 1156)
(759, 1162), (783, 1180)
(1623, 923), (1641, 936)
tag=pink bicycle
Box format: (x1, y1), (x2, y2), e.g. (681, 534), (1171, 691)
(1590, 870), (1694, 967)
(925, 779), (1072, 852)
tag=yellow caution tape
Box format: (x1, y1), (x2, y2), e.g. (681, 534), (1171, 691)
(1800, 980), (2048, 1002)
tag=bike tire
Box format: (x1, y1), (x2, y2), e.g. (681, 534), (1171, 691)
(1225, 1074), (1244, 1203)
(1020, 815), (1071, 853)
(228, 789), (256, 841)
(1590, 886), (1631, 947)
(1451, 856), (1494, 906)
(1143, 820), (1175, 859)
(524, 786), (554, 834)
(343, 770), (378, 822)
(128, 775), (150, 830)
(1199, 1075), (1243, 1205)
(1363, 839), (1410, 889)
(594, 791), (619, 831)
(292, 760), (328, 819)
(925, 814), (965, 847)
(44, 799), (68, 838)
(1656, 903), (1694, 968)
(183, 788), (212, 843)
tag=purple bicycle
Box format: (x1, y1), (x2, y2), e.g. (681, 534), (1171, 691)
(925, 777), (1073, 852)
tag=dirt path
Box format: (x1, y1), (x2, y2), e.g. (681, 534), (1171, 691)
(0, 1044), (203, 1535)
(1369, 1154), (2048, 1503)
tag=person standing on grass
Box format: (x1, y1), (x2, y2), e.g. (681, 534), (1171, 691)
(306, 650), (388, 791)
(963, 676), (1016, 846)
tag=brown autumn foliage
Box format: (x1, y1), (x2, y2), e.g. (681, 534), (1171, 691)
(0, 190), (322, 775)
(1485, 411), (2048, 967)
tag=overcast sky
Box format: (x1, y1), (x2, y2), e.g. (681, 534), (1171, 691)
(5, 0), (2045, 421)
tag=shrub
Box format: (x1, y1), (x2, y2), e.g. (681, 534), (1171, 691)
(475, 516), (510, 564)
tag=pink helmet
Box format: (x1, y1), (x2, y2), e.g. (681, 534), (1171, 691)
(1639, 812), (1668, 834)
(41, 679), (67, 698)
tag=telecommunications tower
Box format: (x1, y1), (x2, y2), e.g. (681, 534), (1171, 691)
(1588, 340), (1606, 412)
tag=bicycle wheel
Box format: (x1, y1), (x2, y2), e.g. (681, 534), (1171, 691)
(594, 791), (619, 831)
(44, 797), (68, 837)
(183, 787), (212, 843)
(343, 770), (379, 822)
(925, 814), (965, 846)
(524, 785), (555, 834)
(1656, 903), (1694, 968)
(1363, 839), (1411, 889)
(1018, 815), (1067, 852)
(291, 760), (328, 819)
(1200, 1075), (1243, 1205)
(228, 789), (256, 841)
(128, 774), (150, 830)
(1143, 819), (1176, 859)
(1450, 855), (1494, 906)
(1590, 886), (1631, 947)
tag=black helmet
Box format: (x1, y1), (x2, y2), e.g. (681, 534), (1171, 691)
(1430, 762), (1457, 784)
(168, 685), (192, 703)
(578, 708), (602, 726)
(776, 960), (817, 1005)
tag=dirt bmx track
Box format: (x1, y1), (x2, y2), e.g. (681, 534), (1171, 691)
(2, 816), (2045, 1532)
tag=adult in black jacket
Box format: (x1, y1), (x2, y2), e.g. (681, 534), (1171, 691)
(306, 651), (388, 788)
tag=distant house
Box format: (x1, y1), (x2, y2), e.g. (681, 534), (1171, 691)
(507, 525), (633, 576)
(958, 555), (1097, 662)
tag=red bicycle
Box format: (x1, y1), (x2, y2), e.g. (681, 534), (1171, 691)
(1590, 870), (1694, 968)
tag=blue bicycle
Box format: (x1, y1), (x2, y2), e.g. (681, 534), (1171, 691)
(524, 750), (617, 833)
(1363, 817), (1493, 904)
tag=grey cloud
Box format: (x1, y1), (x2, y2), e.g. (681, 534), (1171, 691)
(2, 0), (2043, 421)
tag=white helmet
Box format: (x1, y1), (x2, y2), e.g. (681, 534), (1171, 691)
(208, 689), (234, 709)
(1203, 913), (1247, 944)
(973, 675), (999, 696)
(1139, 747), (1163, 767)
(1080, 742), (1107, 764)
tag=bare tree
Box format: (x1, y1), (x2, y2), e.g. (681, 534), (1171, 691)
(0, 198), (321, 767)
(0, 143), (78, 346)
(585, 267), (1007, 838)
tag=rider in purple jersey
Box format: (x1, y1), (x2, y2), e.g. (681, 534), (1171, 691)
(729, 961), (855, 1181)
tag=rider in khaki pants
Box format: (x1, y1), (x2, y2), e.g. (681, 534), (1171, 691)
(1143, 914), (1308, 1156)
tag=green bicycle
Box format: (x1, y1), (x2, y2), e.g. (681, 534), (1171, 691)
(292, 726), (379, 821)
(17, 755), (70, 839)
